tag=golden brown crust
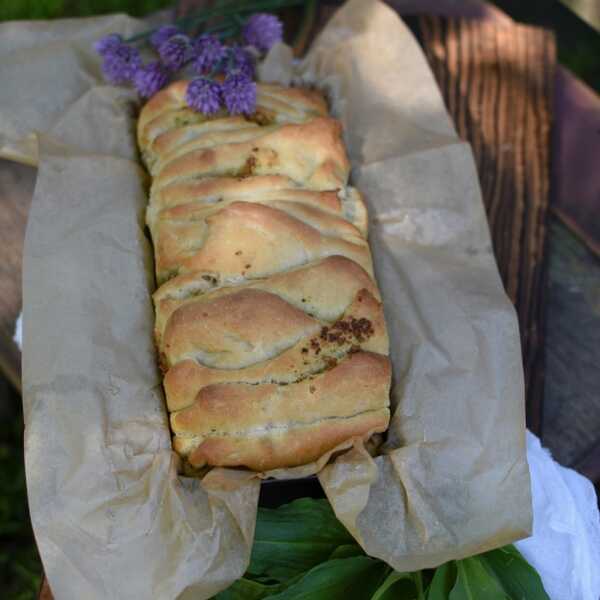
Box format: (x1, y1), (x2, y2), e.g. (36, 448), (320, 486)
(138, 79), (391, 472)
(147, 176), (368, 238)
(162, 288), (321, 369)
(161, 286), (389, 412)
(151, 200), (371, 284)
(151, 117), (349, 193)
(137, 80), (329, 156)
(154, 256), (380, 341)
(170, 352), (391, 471)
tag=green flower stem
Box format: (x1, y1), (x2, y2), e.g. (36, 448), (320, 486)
(125, 0), (305, 43)
(205, 20), (236, 34)
(293, 0), (317, 56)
(414, 571), (425, 599)
(232, 14), (245, 27)
(215, 26), (238, 41)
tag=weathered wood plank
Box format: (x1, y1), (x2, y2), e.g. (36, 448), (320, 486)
(0, 159), (34, 393)
(418, 17), (555, 435)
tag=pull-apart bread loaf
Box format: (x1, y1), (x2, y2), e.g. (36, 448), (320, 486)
(138, 80), (392, 472)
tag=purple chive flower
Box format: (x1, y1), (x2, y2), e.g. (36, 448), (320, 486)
(134, 61), (169, 98)
(101, 43), (141, 84)
(227, 46), (255, 79)
(192, 34), (226, 74)
(158, 34), (191, 71)
(242, 13), (283, 52)
(93, 33), (123, 56)
(150, 25), (180, 50)
(186, 77), (222, 114)
(222, 73), (256, 115)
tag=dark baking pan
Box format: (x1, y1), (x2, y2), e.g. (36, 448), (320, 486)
(259, 475), (325, 508)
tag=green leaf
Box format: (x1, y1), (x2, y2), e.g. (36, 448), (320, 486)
(480, 546), (550, 600)
(414, 571), (427, 599)
(449, 559), (508, 600)
(266, 556), (389, 600)
(371, 570), (417, 600)
(0, 403), (42, 600)
(427, 562), (457, 600)
(328, 544), (364, 560)
(248, 498), (355, 582)
(214, 577), (284, 600)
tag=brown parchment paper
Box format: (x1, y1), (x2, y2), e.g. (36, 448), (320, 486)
(1, 0), (531, 597)
(298, 0), (532, 570)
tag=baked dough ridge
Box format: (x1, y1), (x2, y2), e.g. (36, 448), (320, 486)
(138, 80), (392, 471)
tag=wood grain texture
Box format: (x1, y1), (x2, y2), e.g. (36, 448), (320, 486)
(543, 217), (600, 468)
(0, 158), (34, 393)
(418, 16), (556, 434)
(551, 67), (600, 258)
(37, 577), (53, 600)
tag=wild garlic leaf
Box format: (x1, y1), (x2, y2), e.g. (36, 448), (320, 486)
(328, 544), (364, 560)
(480, 546), (550, 600)
(426, 562), (457, 600)
(213, 576), (287, 600)
(265, 556), (389, 600)
(370, 570), (418, 600)
(248, 498), (355, 581)
(449, 558), (508, 600)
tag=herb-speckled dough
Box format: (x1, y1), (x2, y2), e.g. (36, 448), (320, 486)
(138, 80), (391, 471)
